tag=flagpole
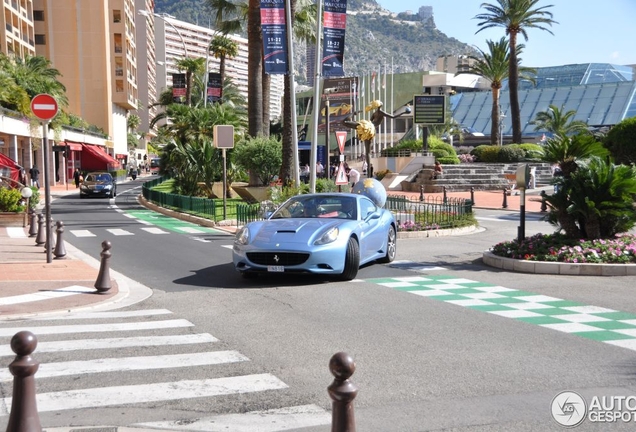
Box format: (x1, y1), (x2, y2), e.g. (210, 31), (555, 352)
(383, 61), (387, 150)
(309, 0), (323, 193)
(286, 0), (300, 187)
(390, 57), (394, 148)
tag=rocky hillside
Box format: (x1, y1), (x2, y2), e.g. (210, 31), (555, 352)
(154, 0), (479, 84)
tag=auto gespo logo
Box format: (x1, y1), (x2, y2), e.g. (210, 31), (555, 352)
(551, 391), (587, 427)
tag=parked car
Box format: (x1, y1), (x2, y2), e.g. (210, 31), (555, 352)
(79, 172), (116, 198)
(232, 193), (397, 280)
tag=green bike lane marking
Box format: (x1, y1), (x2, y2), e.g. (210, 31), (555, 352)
(369, 275), (636, 350)
(126, 210), (225, 234)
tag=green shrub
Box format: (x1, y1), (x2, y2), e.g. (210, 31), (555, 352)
(233, 136), (283, 186)
(499, 145), (525, 162)
(518, 143), (544, 160)
(604, 117), (636, 165)
(375, 169), (391, 180)
(473, 145), (500, 162)
(0, 187), (24, 212)
(438, 156), (460, 164)
(430, 148), (449, 159)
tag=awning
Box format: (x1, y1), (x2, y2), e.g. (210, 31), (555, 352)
(0, 152), (20, 182)
(62, 141), (83, 151)
(80, 144), (121, 171)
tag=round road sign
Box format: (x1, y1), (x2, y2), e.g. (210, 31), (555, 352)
(30, 94), (59, 121)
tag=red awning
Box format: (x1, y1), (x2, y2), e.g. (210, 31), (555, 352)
(0, 152), (20, 182)
(115, 154), (128, 160)
(80, 144), (121, 171)
(62, 141), (83, 151)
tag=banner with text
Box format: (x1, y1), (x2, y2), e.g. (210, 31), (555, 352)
(318, 76), (358, 135)
(172, 73), (186, 104)
(321, 0), (348, 77)
(207, 72), (223, 104)
(260, 0), (288, 74)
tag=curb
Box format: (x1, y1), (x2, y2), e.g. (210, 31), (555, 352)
(482, 251), (636, 276)
(397, 224), (484, 239)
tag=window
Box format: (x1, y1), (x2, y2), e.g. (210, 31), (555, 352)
(34, 34), (46, 45)
(33, 10), (44, 21)
(113, 10), (121, 23)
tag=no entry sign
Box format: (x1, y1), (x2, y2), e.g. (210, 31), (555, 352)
(31, 94), (59, 121)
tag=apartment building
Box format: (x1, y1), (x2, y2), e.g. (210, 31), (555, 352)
(150, 13), (283, 119)
(1, 0), (35, 58)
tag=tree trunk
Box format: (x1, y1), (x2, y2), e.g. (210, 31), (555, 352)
(262, 71), (271, 136)
(247, 0), (263, 137)
(508, 32), (522, 143)
(491, 88), (500, 146)
(279, 0), (296, 183)
(185, 71), (193, 106)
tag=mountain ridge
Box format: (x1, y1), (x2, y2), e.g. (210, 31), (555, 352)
(154, 0), (479, 83)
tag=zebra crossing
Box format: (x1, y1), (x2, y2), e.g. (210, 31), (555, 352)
(0, 308), (330, 430)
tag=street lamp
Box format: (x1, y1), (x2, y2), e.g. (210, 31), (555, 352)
(138, 10), (188, 57)
(20, 186), (32, 227)
(499, 107), (506, 147)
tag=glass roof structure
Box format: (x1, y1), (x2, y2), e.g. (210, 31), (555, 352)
(451, 63), (636, 137)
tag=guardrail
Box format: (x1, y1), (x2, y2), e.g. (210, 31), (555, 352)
(386, 194), (473, 229)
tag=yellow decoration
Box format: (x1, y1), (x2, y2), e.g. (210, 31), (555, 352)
(356, 120), (375, 142)
(363, 178), (375, 188)
(365, 100), (383, 112)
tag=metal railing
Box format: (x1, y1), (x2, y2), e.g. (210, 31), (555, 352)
(385, 195), (473, 229)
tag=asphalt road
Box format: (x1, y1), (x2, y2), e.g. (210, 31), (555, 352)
(2, 179), (636, 431)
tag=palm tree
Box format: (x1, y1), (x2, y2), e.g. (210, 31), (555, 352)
(280, 0), (316, 182)
(209, 35), (239, 85)
(0, 53), (68, 113)
(458, 38), (512, 145)
(175, 57), (206, 107)
(475, 0), (557, 143)
(530, 104), (588, 136)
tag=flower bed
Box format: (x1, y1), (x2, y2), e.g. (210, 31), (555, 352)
(490, 233), (636, 264)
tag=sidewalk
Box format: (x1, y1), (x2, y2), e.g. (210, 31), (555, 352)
(0, 175), (549, 320)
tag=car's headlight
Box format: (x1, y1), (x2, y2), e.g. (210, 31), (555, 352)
(315, 227), (338, 245)
(104, 185), (112, 189)
(235, 227), (250, 245)
(80, 185), (88, 190)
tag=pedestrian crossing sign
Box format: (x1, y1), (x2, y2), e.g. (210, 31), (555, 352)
(335, 162), (348, 185)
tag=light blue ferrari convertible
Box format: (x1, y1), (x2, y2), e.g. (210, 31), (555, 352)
(232, 193), (397, 280)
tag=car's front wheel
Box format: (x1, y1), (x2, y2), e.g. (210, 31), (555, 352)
(339, 237), (360, 281)
(378, 226), (396, 263)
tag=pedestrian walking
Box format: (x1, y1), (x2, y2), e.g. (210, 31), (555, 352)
(316, 161), (324, 179)
(29, 165), (40, 188)
(73, 168), (82, 188)
(346, 166), (360, 188)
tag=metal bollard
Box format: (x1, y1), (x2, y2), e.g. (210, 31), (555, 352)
(35, 214), (45, 246)
(44, 219), (55, 251)
(6, 331), (42, 432)
(328, 352), (358, 432)
(94, 240), (112, 293)
(502, 188), (508, 209)
(28, 211), (37, 237)
(419, 184), (424, 202)
(470, 187), (475, 206)
(442, 186), (447, 204)
(53, 221), (67, 259)
(540, 190), (548, 212)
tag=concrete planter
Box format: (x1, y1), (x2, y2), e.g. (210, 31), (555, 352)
(0, 212), (26, 227)
(231, 185), (270, 204)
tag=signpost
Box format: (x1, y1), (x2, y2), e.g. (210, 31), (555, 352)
(335, 131), (348, 190)
(413, 95), (446, 153)
(31, 94), (59, 264)
(213, 125), (235, 220)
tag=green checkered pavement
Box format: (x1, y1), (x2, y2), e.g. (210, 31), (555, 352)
(126, 210), (224, 234)
(370, 275), (636, 351)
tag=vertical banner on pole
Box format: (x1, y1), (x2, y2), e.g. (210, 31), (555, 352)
(207, 72), (223, 104)
(172, 73), (186, 104)
(321, 0), (348, 77)
(260, 0), (288, 74)
(318, 77), (358, 134)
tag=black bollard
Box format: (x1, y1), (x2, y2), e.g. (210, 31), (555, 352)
(53, 221), (67, 259)
(6, 331), (41, 432)
(540, 190), (548, 212)
(470, 187), (475, 206)
(28, 211), (37, 237)
(44, 219), (55, 251)
(502, 188), (508, 209)
(328, 352), (358, 432)
(35, 214), (45, 246)
(94, 240), (112, 293)
(419, 184), (424, 202)
(442, 186), (447, 204)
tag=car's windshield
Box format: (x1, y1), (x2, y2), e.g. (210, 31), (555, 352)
(86, 174), (111, 182)
(270, 196), (357, 220)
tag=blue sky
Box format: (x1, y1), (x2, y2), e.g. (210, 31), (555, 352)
(374, 0), (636, 68)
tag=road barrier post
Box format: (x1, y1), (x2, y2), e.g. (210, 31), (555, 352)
(328, 352), (358, 432)
(94, 240), (112, 293)
(6, 331), (41, 432)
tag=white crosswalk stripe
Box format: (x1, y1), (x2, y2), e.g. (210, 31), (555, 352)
(0, 310), (330, 430)
(0, 286), (96, 306)
(70, 229), (96, 237)
(106, 228), (134, 236)
(141, 226), (169, 234)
